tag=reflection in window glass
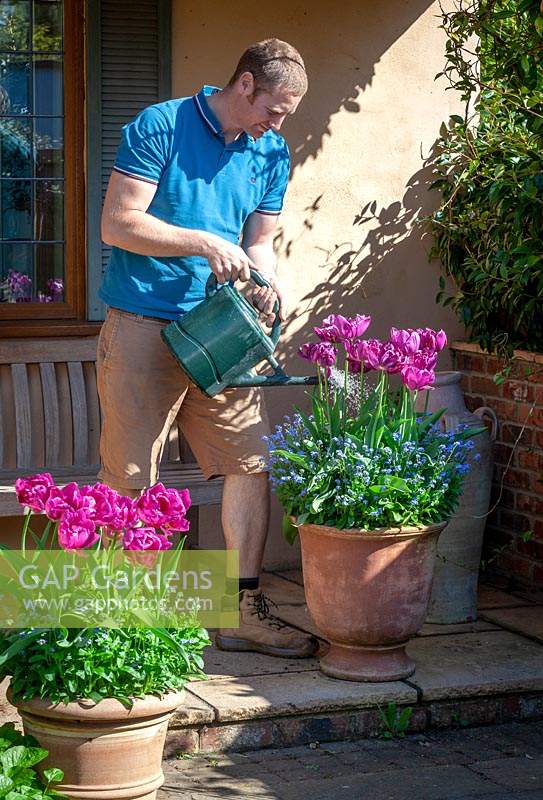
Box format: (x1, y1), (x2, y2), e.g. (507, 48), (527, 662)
(0, 117), (32, 176)
(0, 0), (64, 304)
(0, 2), (30, 52)
(35, 116), (62, 176)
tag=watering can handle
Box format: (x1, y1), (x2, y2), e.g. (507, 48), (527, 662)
(205, 269), (281, 348)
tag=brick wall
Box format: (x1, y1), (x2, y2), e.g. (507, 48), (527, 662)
(451, 343), (543, 590)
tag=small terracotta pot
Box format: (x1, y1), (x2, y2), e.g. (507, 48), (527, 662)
(8, 688), (185, 800)
(299, 522), (446, 682)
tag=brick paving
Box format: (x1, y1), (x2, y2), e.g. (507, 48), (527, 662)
(160, 720), (543, 799)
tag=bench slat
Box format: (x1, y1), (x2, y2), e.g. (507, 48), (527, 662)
(0, 339), (98, 365)
(11, 365), (32, 469)
(40, 363), (61, 466)
(68, 362), (89, 465)
(0, 466), (223, 516)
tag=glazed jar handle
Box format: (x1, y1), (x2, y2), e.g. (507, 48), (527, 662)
(473, 406), (498, 441)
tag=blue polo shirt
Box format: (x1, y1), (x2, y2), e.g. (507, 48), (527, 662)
(99, 86), (290, 319)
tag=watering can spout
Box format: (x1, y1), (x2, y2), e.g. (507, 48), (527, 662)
(229, 370), (318, 389)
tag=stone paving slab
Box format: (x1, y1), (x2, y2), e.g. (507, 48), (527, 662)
(186, 670), (417, 723)
(260, 573), (307, 606)
(477, 585), (529, 610)
(273, 570), (304, 586)
(171, 690), (216, 726)
(201, 642), (319, 680)
(407, 630), (543, 700)
(418, 620), (499, 636)
(479, 606), (543, 644)
(474, 756), (543, 792)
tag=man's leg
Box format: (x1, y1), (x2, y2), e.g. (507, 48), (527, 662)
(221, 473), (269, 578)
(178, 387), (318, 658)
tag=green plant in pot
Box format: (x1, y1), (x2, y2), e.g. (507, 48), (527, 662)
(0, 478), (210, 800)
(266, 315), (482, 682)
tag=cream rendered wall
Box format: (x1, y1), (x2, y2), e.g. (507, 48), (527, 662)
(171, 0), (464, 568)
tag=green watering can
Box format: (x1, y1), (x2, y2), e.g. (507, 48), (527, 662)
(161, 269), (317, 398)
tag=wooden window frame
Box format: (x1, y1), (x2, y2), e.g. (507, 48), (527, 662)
(0, 0), (97, 337)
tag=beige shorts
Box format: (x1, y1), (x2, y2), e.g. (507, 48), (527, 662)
(96, 308), (271, 491)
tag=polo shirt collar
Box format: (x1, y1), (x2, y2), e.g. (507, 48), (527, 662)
(194, 85), (223, 135)
(193, 85), (253, 146)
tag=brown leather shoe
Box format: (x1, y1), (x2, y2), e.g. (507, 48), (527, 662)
(215, 589), (319, 659)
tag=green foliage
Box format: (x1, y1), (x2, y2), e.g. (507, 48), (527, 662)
(0, 625), (210, 708)
(267, 370), (482, 538)
(0, 722), (66, 800)
(427, 0), (543, 355)
(378, 703), (413, 739)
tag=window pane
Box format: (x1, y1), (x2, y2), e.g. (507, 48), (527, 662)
(35, 179), (62, 240)
(0, 54), (31, 114)
(35, 116), (62, 176)
(36, 241), (63, 301)
(0, 118), (32, 177)
(33, 1), (62, 52)
(0, 242), (33, 302)
(34, 54), (61, 115)
(0, 2), (30, 52)
(1, 179), (32, 239)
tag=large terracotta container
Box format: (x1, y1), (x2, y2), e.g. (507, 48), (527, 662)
(9, 689), (185, 800)
(417, 371), (497, 624)
(298, 522), (446, 682)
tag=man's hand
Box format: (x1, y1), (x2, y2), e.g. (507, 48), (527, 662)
(248, 273), (288, 326)
(202, 232), (256, 284)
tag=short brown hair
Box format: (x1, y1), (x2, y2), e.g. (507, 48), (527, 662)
(227, 38), (307, 96)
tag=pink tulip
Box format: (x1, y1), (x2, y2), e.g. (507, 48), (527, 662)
(299, 342), (337, 368)
(135, 483), (191, 531)
(123, 526), (173, 551)
(409, 350), (438, 371)
(111, 495), (139, 530)
(401, 366), (435, 391)
(416, 327), (448, 353)
(57, 509), (99, 550)
(390, 328), (421, 355)
(45, 482), (96, 522)
(85, 483), (122, 527)
(378, 343), (404, 373)
(15, 472), (55, 513)
(314, 314), (371, 342)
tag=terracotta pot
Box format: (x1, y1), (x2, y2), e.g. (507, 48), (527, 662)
(8, 688), (185, 800)
(299, 522), (446, 682)
(416, 371), (497, 623)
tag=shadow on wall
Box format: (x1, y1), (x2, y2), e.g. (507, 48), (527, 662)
(275, 151), (444, 366)
(282, 0), (437, 172)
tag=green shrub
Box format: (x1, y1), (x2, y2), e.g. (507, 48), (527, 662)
(427, 0), (543, 355)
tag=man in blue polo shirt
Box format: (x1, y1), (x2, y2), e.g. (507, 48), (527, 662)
(97, 38), (318, 658)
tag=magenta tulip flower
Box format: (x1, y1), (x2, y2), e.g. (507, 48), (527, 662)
(315, 314), (371, 342)
(401, 366), (436, 391)
(57, 509), (99, 550)
(123, 526), (173, 551)
(15, 472), (55, 513)
(409, 350), (438, 371)
(390, 328), (421, 355)
(416, 327), (448, 353)
(45, 482), (96, 521)
(299, 342), (337, 368)
(135, 482), (191, 531)
(378, 343), (404, 373)
(85, 483), (122, 527)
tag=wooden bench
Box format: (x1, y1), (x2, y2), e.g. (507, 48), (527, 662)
(0, 338), (223, 538)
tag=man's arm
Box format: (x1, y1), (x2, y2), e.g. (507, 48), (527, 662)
(242, 211), (287, 323)
(101, 171), (255, 283)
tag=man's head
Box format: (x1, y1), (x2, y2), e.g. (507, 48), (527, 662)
(225, 38), (307, 139)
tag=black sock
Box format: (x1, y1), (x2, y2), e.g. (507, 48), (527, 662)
(239, 576), (260, 592)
